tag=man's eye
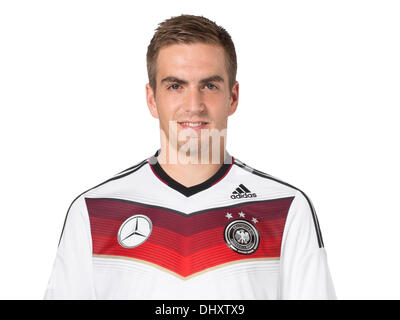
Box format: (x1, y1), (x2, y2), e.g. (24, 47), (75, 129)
(205, 83), (217, 90)
(168, 84), (181, 90)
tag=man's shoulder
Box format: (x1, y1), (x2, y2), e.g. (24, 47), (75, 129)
(231, 156), (302, 196)
(232, 156), (324, 247)
(72, 156), (150, 204)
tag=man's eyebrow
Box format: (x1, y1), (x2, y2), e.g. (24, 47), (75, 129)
(199, 75), (224, 84)
(160, 75), (225, 85)
(160, 77), (188, 85)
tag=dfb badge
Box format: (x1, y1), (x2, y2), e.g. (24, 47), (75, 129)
(224, 219), (259, 255)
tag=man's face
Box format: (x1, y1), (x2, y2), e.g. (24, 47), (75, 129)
(146, 42), (239, 159)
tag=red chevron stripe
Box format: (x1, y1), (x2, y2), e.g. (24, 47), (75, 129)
(86, 197), (293, 278)
(86, 198), (291, 236)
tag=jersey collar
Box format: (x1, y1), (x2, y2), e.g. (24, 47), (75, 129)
(148, 149), (234, 197)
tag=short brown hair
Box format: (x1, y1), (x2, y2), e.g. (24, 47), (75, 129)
(146, 14), (237, 93)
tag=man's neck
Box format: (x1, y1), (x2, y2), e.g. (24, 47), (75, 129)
(156, 147), (227, 188)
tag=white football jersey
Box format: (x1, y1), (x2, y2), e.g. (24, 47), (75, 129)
(44, 149), (336, 300)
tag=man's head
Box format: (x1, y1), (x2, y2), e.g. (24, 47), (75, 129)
(145, 14), (239, 163)
(146, 14), (237, 94)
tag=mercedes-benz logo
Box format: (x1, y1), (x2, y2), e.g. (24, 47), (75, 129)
(118, 215), (152, 248)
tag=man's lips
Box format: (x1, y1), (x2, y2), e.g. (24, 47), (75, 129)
(177, 121), (209, 130)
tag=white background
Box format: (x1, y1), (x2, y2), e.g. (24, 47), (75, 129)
(0, 0), (399, 300)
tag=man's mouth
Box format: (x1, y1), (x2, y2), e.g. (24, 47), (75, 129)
(178, 121), (209, 129)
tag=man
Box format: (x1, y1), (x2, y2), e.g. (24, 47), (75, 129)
(44, 14), (336, 299)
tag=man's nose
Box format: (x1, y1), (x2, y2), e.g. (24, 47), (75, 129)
(184, 87), (205, 113)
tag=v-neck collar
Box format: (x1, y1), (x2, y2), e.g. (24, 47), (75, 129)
(148, 149), (234, 197)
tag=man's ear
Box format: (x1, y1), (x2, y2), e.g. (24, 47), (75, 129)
(146, 83), (159, 119)
(228, 81), (239, 116)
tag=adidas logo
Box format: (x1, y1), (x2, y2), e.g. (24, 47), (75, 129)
(231, 184), (257, 199)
